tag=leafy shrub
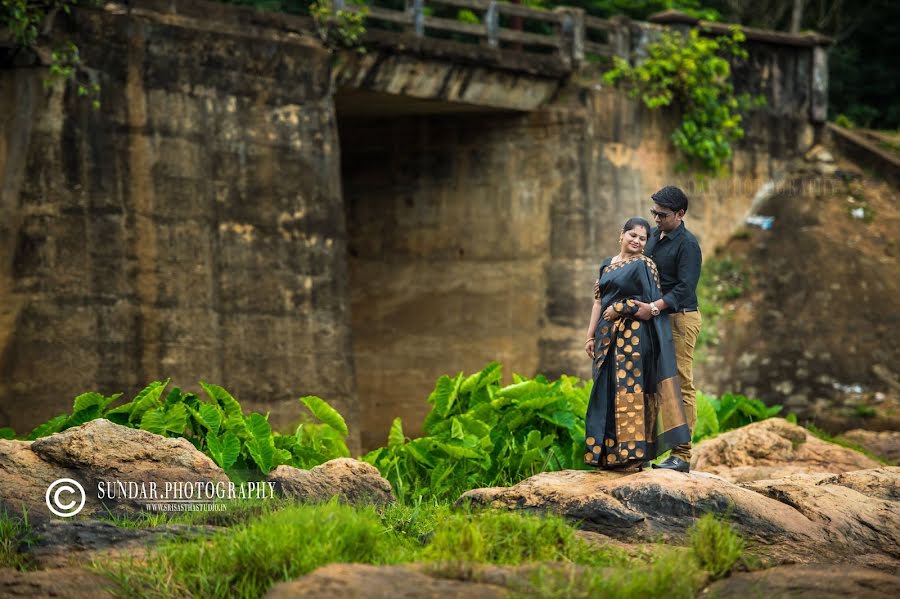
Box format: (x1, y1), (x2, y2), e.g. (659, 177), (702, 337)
(18, 381), (349, 479)
(693, 391), (782, 443)
(362, 362), (591, 502)
(689, 512), (745, 579)
(603, 26), (765, 173)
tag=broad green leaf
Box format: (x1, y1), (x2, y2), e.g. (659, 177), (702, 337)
(451, 418), (464, 440)
(73, 392), (120, 413)
(433, 440), (484, 461)
(206, 431), (240, 470)
(406, 439), (436, 468)
(140, 404), (188, 436)
(139, 408), (168, 435)
(496, 380), (543, 399)
(538, 410), (578, 432)
(200, 382), (244, 433)
(64, 405), (102, 429)
(460, 361), (502, 393)
(246, 413), (275, 473)
(197, 403), (223, 437)
(163, 387), (185, 409)
(129, 380), (170, 423)
(388, 417), (405, 448)
(300, 396), (349, 437)
(693, 392), (719, 442)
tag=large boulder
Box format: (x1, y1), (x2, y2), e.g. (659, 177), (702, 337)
(691, 418), (879, 482)
(703, 564), (900, 598)
(267, 458), (395, 505)
(265, 564), (507, 599)
(0, 566), (116, 599)
(743, 468), (900, 572)
(459, 467), (900, 571)
(30, 418), (227, 486)
(1, 419), (227, 518)
(0, 439), (104, 518)
(459, 469), (822, 547)
(840, 429), (900, 463)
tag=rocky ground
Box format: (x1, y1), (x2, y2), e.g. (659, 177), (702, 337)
(694, 143), (900, 433)
(1, 418), (898, 598)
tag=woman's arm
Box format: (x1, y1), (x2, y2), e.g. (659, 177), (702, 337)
(584, 299), (603, 358)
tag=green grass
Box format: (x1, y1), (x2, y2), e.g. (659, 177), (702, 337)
(689, 513), (745, 579)
(423, 509), (599, 566)
(96, 500), (417, 598)
(0, 507), (34, 570)
(95, 499), (748, 599)
(519, 547), (704, 599)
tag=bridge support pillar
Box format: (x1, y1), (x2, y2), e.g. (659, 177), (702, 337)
(553, 7), (585, 68)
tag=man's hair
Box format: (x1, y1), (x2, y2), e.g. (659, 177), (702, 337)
(651, 186), (689, 214)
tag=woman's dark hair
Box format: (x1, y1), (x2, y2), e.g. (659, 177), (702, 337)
(623, 217), (652, 236)
(651, 185), (689, 214)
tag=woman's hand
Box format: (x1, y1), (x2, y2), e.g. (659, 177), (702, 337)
(602, 305), (620, 321)
(584, 339), (595, 359)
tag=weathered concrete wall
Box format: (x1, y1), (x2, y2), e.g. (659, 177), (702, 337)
(0, 1), (358, 443)
(1, 0), (825, 450)
(340, 34), (817, 448)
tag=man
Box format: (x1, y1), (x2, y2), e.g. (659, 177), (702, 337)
(642, 185), (702, 472)
(596, 186), (702, 472)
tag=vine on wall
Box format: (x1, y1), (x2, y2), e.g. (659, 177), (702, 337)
(603, 26), (766, 174)
(1, 0), (102, 108)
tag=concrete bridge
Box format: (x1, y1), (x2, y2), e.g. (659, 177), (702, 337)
(1, 0), (830, 450)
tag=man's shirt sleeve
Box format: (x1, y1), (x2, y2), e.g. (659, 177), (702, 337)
(661, 240), (702, 312)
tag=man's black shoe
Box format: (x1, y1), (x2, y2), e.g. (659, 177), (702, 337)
(651, 456), (690, 473)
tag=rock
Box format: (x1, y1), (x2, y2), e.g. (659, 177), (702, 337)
(459, 469), (824, 552)
(742, 468), (900, 572)
(1, 419), (228, 518)
(21, 519), (219, 569)
(267, 458), (395, 505)
(0, 566), (116, 599)
(31, 419), (227, 487)
(459, 466), (900, 571)
(840, 429), (900, 463)
(265, 563), (507, 599)
(691, 418), (879, 482)
(0, 440), (104, 518)
(702, 564), (900, 598)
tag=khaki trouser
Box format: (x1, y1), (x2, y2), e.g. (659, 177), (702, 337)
(670, 310), (701, 461)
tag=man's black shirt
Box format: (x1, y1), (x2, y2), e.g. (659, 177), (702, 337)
(644, 222), (702, 313)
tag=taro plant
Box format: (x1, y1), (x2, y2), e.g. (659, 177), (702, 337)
(362, 362), (592, 502)
(18, 380), (349, 479)
(693, 390), (783, 443)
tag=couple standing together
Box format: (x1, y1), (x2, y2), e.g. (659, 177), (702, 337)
(583, 186), (702, 473)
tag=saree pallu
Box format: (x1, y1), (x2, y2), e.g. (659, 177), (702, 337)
(585, 255), (691, 468)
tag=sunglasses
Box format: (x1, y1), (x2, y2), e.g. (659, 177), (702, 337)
(650, 209), (675, 219)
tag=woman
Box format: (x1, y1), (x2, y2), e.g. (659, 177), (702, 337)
(583, 217), (690, 471)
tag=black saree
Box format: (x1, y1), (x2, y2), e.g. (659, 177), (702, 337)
(585, 255), (691, 468)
